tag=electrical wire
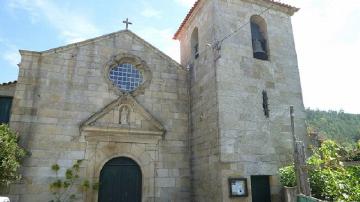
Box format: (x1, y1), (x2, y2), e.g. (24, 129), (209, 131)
(189, 4), (274, 62)
(218, 5), (273, 45)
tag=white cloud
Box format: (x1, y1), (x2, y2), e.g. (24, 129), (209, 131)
(141, 7), (161, 18)
(0, 37), (20, 68)
(282, 0), (360, 113)
(7, 0), (40, 24)
(8, 0), (100, 44)
(3, 51), (20, 67)
(137, 27), (180, 62)
(174, 0), (196, 8)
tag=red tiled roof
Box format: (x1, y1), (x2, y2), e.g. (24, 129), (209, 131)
(173, 0), (200, 40)
(0, 81), (17, 86)
(173, 0), (299, 39)
(265, 0), (299, 10)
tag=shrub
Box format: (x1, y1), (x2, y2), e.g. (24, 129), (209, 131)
(345, 140), (360, 161)
(278, 140), (360, 201)
(278, 165), (296, 187)
(0, 124), (26, 187)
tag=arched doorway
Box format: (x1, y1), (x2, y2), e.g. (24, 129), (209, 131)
(98, 157), (142, 202)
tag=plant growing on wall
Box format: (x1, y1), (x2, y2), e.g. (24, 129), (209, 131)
(49, 160), (98, 202)
(0, 124), (26, 187)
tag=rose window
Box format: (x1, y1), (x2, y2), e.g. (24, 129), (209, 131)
(109, 63), (143, 92)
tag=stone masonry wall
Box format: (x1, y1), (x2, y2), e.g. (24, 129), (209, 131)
(0, 83), (16, 97)
(9, 31), (191, 202)
(178, 1), (224, 201)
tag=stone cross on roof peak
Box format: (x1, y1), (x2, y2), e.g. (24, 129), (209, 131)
(123, 18), (132, 30)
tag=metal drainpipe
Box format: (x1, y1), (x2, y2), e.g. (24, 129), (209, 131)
(187, 59), (194, 201)
(153, 137), (161, 202)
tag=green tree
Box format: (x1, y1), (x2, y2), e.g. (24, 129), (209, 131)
(278, 140), (360, 201)
(306, 109), (360, 144)
(0, 124), (26, 187)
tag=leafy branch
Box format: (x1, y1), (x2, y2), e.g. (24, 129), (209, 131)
(49, 160), (98, 202)
(0, 124), (26, 188)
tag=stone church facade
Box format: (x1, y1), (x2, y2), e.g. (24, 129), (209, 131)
(1, 0), (307, 201)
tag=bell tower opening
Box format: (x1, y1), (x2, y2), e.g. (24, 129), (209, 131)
(191, 27), (199, 60)
(250, 15), (269, 60)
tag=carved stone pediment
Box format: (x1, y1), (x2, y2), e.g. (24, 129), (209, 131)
(80, 95), (165, 142)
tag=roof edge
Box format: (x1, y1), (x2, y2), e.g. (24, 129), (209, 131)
(173, 0), (201, 40)
(0, 81), (17, 86)
(19, 50), (41, 56)
(40, 30), (128, 54)
(126, 31), (186, 71)
(173, 0), (299, 40)
(20, 30), (186, 71)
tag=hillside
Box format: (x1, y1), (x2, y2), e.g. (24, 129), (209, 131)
(306, 109), (360, 144)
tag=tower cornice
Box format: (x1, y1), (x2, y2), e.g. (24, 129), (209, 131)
(173, 0), (299, 40)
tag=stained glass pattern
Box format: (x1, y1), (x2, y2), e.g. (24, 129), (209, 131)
(109, 63), (143, 92)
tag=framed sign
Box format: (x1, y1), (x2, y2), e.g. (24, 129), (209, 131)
(228, 178), (248, 197)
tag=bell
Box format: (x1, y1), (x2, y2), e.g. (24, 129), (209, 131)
(253, 39), (265, 53)
(253, 39), (268, 60)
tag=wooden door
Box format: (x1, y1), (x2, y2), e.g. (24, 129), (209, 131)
(98, 157), (142, 202)
(251, 175), (271, 202)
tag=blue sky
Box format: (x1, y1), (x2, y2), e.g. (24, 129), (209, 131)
(0, 0), (360, 113)
(0, 0), (190, 81)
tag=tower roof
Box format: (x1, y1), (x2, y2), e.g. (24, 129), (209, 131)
(173, 0), (299, 40)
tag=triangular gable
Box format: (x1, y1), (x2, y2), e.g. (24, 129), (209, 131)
(21, 30), (185, 71)
(80, 94), (165, 137)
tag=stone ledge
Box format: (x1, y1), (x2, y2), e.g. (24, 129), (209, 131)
(83, 126), (164, 136)
(84, 131), (162, 144)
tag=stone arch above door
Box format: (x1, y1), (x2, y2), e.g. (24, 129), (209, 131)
(80, 94), (163, 202)
(98, 157), (142, 202)
(84, 142), (156, 202)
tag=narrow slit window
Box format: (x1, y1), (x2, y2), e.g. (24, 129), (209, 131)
(262, 90), (270, 118)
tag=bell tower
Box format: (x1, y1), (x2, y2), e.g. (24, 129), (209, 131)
(174, 0), (306, 201)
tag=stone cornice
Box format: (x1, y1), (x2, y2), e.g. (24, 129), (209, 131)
(173, 0), (299, 39)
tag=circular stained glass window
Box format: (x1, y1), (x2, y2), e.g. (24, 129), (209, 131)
(109, 63), (143, 92)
